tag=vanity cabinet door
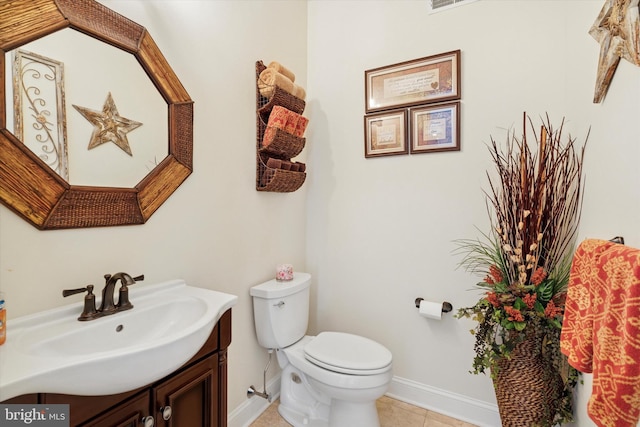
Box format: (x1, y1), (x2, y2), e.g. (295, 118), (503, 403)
(80, 392), (151, 427)
(152, 354), (219, 427)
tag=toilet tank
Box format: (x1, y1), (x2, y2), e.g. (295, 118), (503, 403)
(250, 272), (311, 349)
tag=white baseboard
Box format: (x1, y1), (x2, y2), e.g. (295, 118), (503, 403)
(386, 376), (500, 427)
(228, 375), (500, 427)
(228, 376), (281, 427)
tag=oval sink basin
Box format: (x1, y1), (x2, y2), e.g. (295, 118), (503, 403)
(0, 280), (237, 401)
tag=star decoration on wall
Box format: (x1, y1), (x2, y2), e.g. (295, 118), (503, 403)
(73, 92), (143, 156)
(589, 0), (640, 103)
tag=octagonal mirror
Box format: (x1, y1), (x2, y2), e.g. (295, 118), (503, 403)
(0, 0), (193, 229)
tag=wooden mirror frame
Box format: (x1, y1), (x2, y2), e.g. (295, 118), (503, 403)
(0, 0), (193, 229)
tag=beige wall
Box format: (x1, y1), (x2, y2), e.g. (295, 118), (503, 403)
(1, 1), (639, 425)
(305, 0), (639, 425)
(0, 0), (308, 416)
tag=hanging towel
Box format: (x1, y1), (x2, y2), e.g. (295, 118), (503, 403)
(560, 239), (640, 427)
(267, 61), (296, 83)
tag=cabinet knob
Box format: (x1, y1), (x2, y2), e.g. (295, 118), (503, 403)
(160, 406), (172, 421)
(141, 416), (154, 427)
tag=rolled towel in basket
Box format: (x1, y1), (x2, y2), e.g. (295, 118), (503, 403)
(295, 116), (309, 138)
(284, 113), (299, 135)
(258, 68), (306, 100)
(263, 106), (290, 147)
(258, 68), (293, 98)
(266, 157), (282, 169)
(294, 86), (306, 100)
(267, 61), (296, 83)
(268, 106), (289, 129)
(263, 106), (307, 146)
(280, 161), (292, 171)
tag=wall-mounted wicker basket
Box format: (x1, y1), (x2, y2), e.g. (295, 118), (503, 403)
(256, 60), (307, 193)
(257, 117), (306, 159)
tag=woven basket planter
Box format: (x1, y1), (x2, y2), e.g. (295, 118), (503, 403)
(493, 337), (563, 427)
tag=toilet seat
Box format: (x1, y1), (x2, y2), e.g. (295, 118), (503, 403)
(304, 332), (392, 375)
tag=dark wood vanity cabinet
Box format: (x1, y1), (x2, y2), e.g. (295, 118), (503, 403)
(79, 392), (150, 427)
(4, 310), (232, 427)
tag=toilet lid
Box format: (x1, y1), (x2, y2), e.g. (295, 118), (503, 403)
(304, 332), (392, 375)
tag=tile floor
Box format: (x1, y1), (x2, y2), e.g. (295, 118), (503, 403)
(249, 396), (478, 427)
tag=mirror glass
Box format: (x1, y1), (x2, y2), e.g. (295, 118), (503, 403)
(5, 28), (168, 188)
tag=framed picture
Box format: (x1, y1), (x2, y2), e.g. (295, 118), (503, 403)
(364, 109), (408, 158)
(409, 102), (460, 154)
(365, 50), (460, 113)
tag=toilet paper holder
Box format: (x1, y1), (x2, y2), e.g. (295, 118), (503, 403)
(414, 298), (453, 313)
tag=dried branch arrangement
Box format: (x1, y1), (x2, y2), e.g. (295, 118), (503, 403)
(486, 113), (587, 294)
(455, 112), (589, 426)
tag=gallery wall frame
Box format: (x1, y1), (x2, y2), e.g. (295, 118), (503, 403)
(365, 50), (461, 113)
(364, 109), (408, 158)
(409, 101), (460, 154)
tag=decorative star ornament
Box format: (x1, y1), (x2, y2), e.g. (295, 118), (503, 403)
(73, 92), (143, 155)
(589, 0), (640, 103)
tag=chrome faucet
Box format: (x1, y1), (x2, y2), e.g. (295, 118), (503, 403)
(63, 272), (144, 321)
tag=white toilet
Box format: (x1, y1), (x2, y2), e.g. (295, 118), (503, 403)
(250, 272), (393, 427)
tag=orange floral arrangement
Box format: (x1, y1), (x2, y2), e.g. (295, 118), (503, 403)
(455, 113), (587, 424)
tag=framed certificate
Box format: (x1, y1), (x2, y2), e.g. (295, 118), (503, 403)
(409, 102), (460, 154)
(364, 109), (408, 158)
(365, 50), (460, 113)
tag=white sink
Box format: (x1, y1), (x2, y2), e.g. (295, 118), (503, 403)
(0, 280), (237, 401)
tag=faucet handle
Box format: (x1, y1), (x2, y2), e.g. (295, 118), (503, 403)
(63, 285), (99, 321)
(117, 274), (144, 311)
(63, 285), (93, 298)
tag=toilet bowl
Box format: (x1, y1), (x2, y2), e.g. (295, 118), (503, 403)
(278, 334), (392, 427)
(250, 273), (393, 427)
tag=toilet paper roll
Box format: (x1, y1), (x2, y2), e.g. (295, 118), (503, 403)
(418, 300), (442, 320)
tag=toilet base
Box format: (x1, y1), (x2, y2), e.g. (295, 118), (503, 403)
(276, 336), (389, 427)
(278, 404), (328, 427)
(278, 362), (382, 427)
(278, 400), (380, 427)
(329, 400), (380, 427)
(278, 363), (330, 426)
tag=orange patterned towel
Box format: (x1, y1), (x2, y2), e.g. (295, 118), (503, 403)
(560, 239), (640, 427)
(262, 106), (307, 147)
(262, 106), (288, 147)
(295, 115), (309, 138)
